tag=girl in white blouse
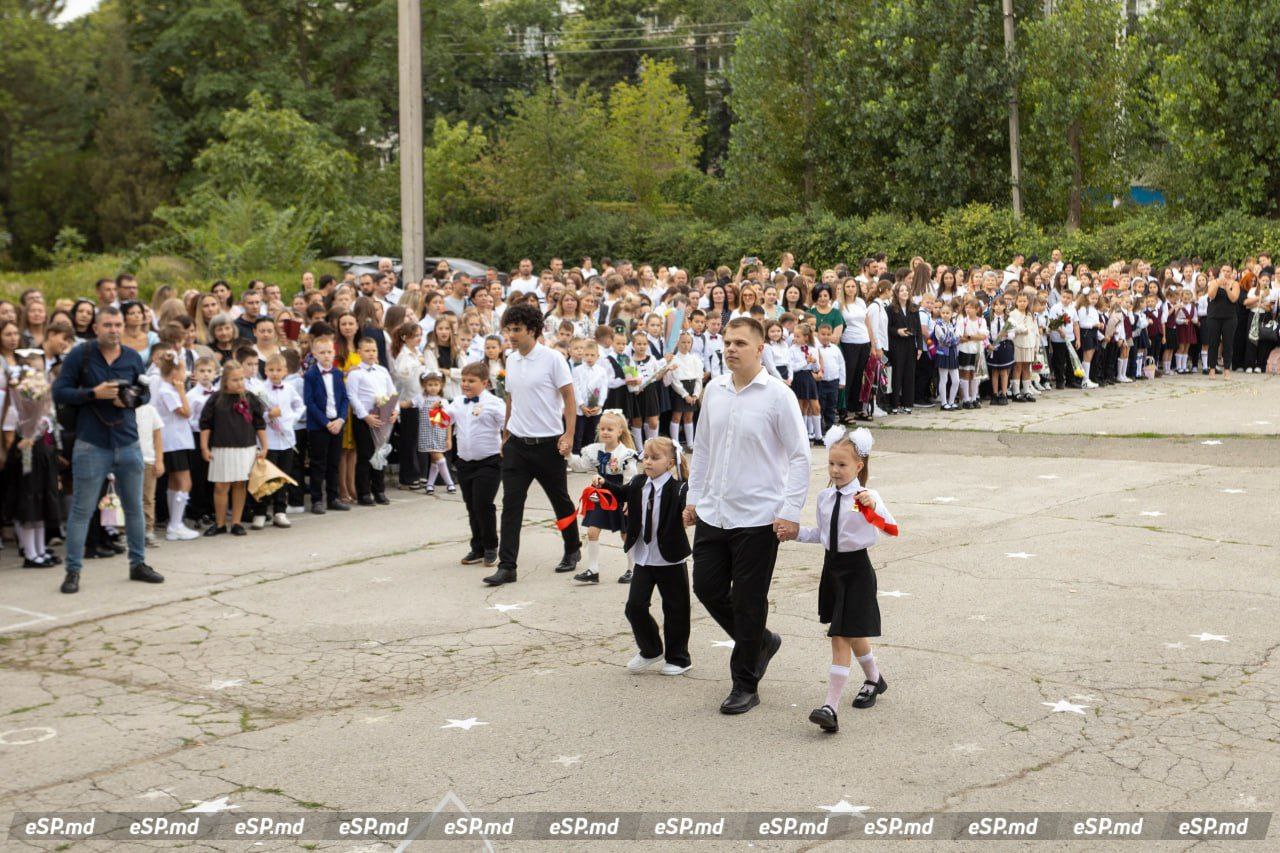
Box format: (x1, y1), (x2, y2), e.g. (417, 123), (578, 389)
(799, 427), (897, 733)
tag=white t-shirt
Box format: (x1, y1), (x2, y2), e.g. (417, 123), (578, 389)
(840, 299), (869, 345)
(152, 381), (195, 452)
(135, 403), (162, 465)
(505, 343), (572, 438)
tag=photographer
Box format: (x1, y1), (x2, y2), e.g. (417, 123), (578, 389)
(51, 306), (163, 594)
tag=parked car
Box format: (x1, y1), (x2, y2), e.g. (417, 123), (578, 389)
(327, 255), (492, 281)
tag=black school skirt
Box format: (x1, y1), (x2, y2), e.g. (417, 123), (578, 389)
(818, 548), (880, 638)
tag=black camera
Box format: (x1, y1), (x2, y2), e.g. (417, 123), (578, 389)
(115, 381), (146, 409)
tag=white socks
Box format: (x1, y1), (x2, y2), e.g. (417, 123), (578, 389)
(585, 539), (600, 573)
(1082, 360), (1092, 381)
(682, 422), (695, 448)
(643, 424), (657, 442)
(1200, 351), (1208, 370)
(939, 369), (959, 405)
(1117, 358), (1125, 378)
(824, 664), (851, 709)
(630, 427), (643, 449)
(857, 651), (880, 683)
(806, 415), (821, 439)
(668, 422), (680, 443)
(434, 459), (454, 487)
(16, 523), (38, 559)
(166, 489), (190, 531)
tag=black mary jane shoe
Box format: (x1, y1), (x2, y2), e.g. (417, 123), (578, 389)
(23, 555), (56, 569)
(808, 704), (839, 732)
(230, 524), (247, 537)
(573, 568), (600, 583)
(852, 675), (888, 709)
(719, 688), (760, 715)
(204, 524), (228, 537)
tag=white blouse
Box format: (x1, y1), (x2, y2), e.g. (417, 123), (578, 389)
(840, 299), (870, 345)
(798, 483), (895, 552)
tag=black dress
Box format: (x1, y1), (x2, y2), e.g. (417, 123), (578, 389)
(818, 548), (880, 638)
(4, 434), (62, 526)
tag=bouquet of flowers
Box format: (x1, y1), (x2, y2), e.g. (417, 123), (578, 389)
(1048, 314), (1070, 332)
(586, 388), (600, 410)
(371, 392), (399, 449)
(493, 369), (506, 399)
(13, 365), (53, 474)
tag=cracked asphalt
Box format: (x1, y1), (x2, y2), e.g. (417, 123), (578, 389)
(1, 375), (1277, 851)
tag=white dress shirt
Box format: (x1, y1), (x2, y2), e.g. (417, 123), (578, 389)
(392, 348), (426, 407)
(447, 390), (505, 460)
(320, 370), (338, 419)
(630, 471), (677, 567)
(701, 333), (726, 378)
(572, 360), (611, 413)
(688, 367), (811, 526)
(153, 381), (195, 452)
(345, 362), (396, 420)
(798, 483), (895, 552)
(187, 384), (213, 432)
(505, 343), (572, 438)
(818, 342), (845, 385)
(263, 381), (306, 450)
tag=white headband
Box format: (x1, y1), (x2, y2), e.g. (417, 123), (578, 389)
(823, 425), (874, 457)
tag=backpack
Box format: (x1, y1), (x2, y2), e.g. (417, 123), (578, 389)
(56, 341), (96, 432)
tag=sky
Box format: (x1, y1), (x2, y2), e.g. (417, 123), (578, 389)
(56, 0), (101, 22)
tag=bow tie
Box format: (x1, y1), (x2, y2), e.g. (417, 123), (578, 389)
(272, 384), (284, 390)
(709, 335), (718, 340)
(463, 396), (479, 404)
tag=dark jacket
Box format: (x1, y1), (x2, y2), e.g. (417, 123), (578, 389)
(887, 302), (924, 351)
(303, 362), (350, 430)
(51, 340), (149, 449)
(600, 474), (691, 562)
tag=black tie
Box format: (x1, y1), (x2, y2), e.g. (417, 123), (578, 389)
(643, 484), (655, 544)
(830, 491), (842, 553)
(463, 396), (479, 404)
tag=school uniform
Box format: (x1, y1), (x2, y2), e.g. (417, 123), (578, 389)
(765, 341), (791, 382)
(789, 343), (820, 400)
(599, 471), (692, 668)
(665, 352), (704, 415)
(259, 379), (305, 513)
(1077, 306), (1102, 353)
(447, 390), (505, 558)
(571, 360), (611, 454)
(303, 362), (350, 507)
(346, 361), (396, 501)
(816, 342), (845, 430)
(798, 483), (896, 638)
(625, 355), (665, 420)
(701, 333), (727, 380)
(987, 315), (1015, 370)
(602, 351), (630, 412)
(568, 443), (639, 533)
(199, 392), (266, 482)
(1047, 303), (1077, 388)
(283, 372), (308, 507)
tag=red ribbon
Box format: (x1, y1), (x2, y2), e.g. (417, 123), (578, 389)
(855, 500), (899, 537)
(577, 486), (619, 519)
(427, 405), (451, 428)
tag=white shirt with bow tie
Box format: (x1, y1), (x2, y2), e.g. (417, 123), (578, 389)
(263, 381), (306, 450)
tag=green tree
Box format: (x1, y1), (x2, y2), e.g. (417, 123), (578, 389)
(484, 84), (607, 222)
(606, 58), (703, 210)
(1138, 0), (1280, 216)
(1021, 0), (1130, 228)
(422, 117), (488, 228)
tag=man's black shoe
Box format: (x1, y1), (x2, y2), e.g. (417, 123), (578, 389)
(357, 496), (376, 507)
(553, 550), (581, 573)
(719, 689), (760, 715)
(482, 568), (516, 586)
(460, 550), (484, 565)
(84, 545), (115, 559)
(757, 630), (782, 681)
(60, 572), (79, 594)
(106, 540), (126, 554)
(129, 563), (165, 584)
(328, 501), (351, 511)
(373, 493), (390, 506)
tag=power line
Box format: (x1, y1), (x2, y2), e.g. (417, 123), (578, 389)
(430, 20), (749, 47)
(435, 38), (741, 58)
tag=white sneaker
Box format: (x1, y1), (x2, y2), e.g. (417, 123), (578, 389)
(251, 515), (267, 530)
(285, 505), (306, 515)
(145, 532), (160, 547)
(661, 662), (691, 676)
(1118, 376), (1132, 383)
(273, 512), (292, 528)
(166, 525), (199, 541)
(1082, 380), (1098, 389)
(626, 652), (663, 672)
(873, 406), (888, 418)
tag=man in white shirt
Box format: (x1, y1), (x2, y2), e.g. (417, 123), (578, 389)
(684, 317), (811, 715)
(485, 303), (582, 586)
(508, 258), (540, 301)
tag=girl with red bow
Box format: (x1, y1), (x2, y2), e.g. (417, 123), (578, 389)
(566, 410), (638, 584)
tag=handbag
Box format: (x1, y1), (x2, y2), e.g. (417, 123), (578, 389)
(1259, 318), (1279, 346)
(98, 478), (125, 527)
(1143, 356), (1157, 379)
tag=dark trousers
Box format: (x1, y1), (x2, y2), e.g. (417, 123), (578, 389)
(1050, 340), (1071, 387)
(627, 562), (691, 667)
(458, 454), (500, 553)
(353, 418), (386, 498)
(308, 427), (342, 504)
(839, 342), (870, 417)
(187, 429), (213, 520)
(574, 413), (600, 455)
(396, 407), (423, 485)
(498, 438), (581, 572)
(888, 338), (916, 408)
(1233, 305), (1251, 370)
(247, 448), (294, 515)
(287, 430), (307, 506)
(914, 351), (934, 403)
(691, 521), (779, 693)
(817, 380), (840, 432)
(1201, 314), (1237, 372)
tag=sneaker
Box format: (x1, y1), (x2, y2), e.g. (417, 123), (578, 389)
(166, 526), (200, 541)
(1118, 376), (1132, 383)
(273, 512), (292, 528)
(626, 652), (663, 672)
(1082, 380), (1098, 389)
(145, 531), (160, 547)
(251, 515), (267, 530)
(286, 504), (306, 515)
(661, 662), (691, 676)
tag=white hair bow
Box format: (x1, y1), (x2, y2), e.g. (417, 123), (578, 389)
(822, 425), (874, 458)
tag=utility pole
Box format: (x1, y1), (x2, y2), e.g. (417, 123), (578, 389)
(1002, 0), (1024, 219)
(397, 0), (425, 284)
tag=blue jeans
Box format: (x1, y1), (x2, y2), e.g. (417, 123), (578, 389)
(66, 441), (147, 574)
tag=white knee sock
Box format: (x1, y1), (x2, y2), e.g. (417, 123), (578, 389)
(643, 424), (657, 442)
(585, 539), (600, 573)
(166, 490), (187, 531)
(33, 524), (46, 557)
(824, 664), (851, 709)
(1200, 350), (1208, 369)
(945, 370), (959, 405)
(668, 421), (680, 443)
(426, 460), (440, 486)
(968, 377), (980, 400)
(1083, 360), (1092, 381)
(630, 427), (643, 448)
(16, 524), (36, 559)
(1117, 357), (1125, 377)
(435, 459), (454, 487)
(682, 422), (695, 448)
(856, 650), (880, 683)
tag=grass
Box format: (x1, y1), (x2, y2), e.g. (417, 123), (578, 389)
(0, 254), (342, 304)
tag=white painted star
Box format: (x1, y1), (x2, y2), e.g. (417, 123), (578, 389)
(1164, 642), (1186, 649)
(1005, 552), (1036, 559)
(952, 743), (984, 754)
(1037, 474), (1060, 480)
(933, 496), (958, 503)
(1201, 440), (1223, 446)
(1221, 489), (1246, 494)
(551, 755), (581, 767)
(1042, 699), (1088, 715)
(711, 639), (736, 648)
(441, 717), (488, 731)
(878, 590), (911, 598)
(1140, 510), (1165, 517)
(817, 799), (870, 814)
(489, 602), (528, 613)
(184, 796), (239, 814)
(137, 789), (173, 800)
(1190, 632), (1228, 643)
(968, 614), (989, 622)
(208, 679), (244, 691)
